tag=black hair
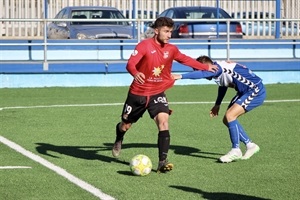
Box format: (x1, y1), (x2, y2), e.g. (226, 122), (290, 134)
(151, 17), (174, 29)
(196, 55), (213, 64)
(196, 55), (214, 80)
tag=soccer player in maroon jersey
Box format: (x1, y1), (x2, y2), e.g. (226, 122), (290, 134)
(112, 17), (218, 173)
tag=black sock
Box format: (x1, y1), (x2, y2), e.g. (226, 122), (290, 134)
(115, 122), (126, 142)
(158, 130), (170, 161)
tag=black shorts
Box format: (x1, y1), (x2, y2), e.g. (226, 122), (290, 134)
(120, 92), (170, 123)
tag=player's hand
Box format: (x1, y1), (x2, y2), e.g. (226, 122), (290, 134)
(210, 105), (220, 118)
(134, 72), (145, 84)
(171, 74), (182, 80)
(207, 64), (218, 73)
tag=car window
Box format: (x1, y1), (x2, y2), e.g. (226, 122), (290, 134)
(159, 10), (169, 17)
(55, 8), (66, 19)
(212, 9), (229, 18)
(61, 11), (69, 19)
(165, 10), (174, 18)
(54, 8), (67, 24)
(71, 10), (129, 25)
(185, 11), (204, 19)
(182, 9), (228, 19)
(110, 11), (129, 25)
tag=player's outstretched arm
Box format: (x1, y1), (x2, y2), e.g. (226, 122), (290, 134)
(181, 70), (216, 80)
(171, 74), (182, 80)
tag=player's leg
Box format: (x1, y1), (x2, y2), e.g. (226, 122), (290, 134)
(148, 92), (173, 173)
(239, 87), (266, 159)
(155, 112), (169, 162)
(112, 122), (131, 157)
(155, 113), (173, 173)
(236, 121), (260, 157)
(222, 112), (251, 144)
(219, 103), (245, 163)
(236, 121), (251, 144)
(112, 92), (146, 157)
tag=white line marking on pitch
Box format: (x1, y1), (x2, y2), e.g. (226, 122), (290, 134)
(0, 99), (299, 110)
(0, 136), (115, 200)
(0, 166), (32, 169)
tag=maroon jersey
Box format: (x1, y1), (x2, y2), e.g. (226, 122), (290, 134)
(126, 38), (209, 96)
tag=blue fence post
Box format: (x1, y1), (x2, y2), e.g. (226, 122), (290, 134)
(45, 0), (48, 18)
(275, 0), (281, 39)
(43, 0), (48, 70)
(132, 0), (136, 39)
(216, 0), (220, 39)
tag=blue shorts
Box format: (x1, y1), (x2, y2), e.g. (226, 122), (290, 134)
(228, 84), (266, 112)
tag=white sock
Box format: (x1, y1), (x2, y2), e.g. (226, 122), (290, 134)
(232, 148), (241, 152)
(246, 142), (255, 149)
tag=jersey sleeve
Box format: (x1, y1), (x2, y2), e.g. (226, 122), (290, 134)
(126, 42), (147, 76)
(173, 47), (209, 70)
(215, 86), (228, 105)
(181, 67), (222, 79)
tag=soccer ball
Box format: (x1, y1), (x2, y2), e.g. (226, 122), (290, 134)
(129, 154), (152, 176)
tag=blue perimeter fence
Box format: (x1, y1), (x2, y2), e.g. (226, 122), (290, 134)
(0, 39), (299, 88)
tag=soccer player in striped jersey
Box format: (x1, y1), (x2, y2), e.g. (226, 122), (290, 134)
(112, 17), (218, 173)
(172, 55), (266, 163)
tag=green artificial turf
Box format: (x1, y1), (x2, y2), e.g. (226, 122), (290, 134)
(0, 84), (299, 200)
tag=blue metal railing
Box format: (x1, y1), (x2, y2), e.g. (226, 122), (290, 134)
(0, 18), (299, 71)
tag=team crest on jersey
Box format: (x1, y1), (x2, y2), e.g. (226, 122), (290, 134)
(131, 50), (138, 56)
(163, 51), (169, 59)
(152, 65), (164, 77)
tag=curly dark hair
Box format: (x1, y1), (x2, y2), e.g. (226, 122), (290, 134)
(151, 17), (174, 29)
(196, 55), (213, 64)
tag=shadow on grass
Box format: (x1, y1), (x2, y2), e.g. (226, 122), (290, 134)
(117, 170), (133, 176)
(104, 142), (223, 160)
(169, 185), (271, 200)
(117, 169), (158, 176)
(35, 142), (129, 166)
(35, 142), (222, 166)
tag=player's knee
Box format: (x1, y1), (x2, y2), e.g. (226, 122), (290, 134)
(158, 121), (169, 130)
(120, 122), (131, 132)
(156, 118), (169, 130)
(155, 113), (169, 130)
(224, 112), (236, 123)
(222, 116), (228, 126)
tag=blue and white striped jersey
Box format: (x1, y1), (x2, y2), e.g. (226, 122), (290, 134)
(181, 61), (263, 94)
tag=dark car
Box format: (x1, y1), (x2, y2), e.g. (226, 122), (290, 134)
(147, 6), (243, 39)
(47, 6), (133, 39)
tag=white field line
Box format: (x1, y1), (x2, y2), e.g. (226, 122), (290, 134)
(0, 166), (32, 169)
(0, 99), (299, 111)
(0, 136), (115, 200)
